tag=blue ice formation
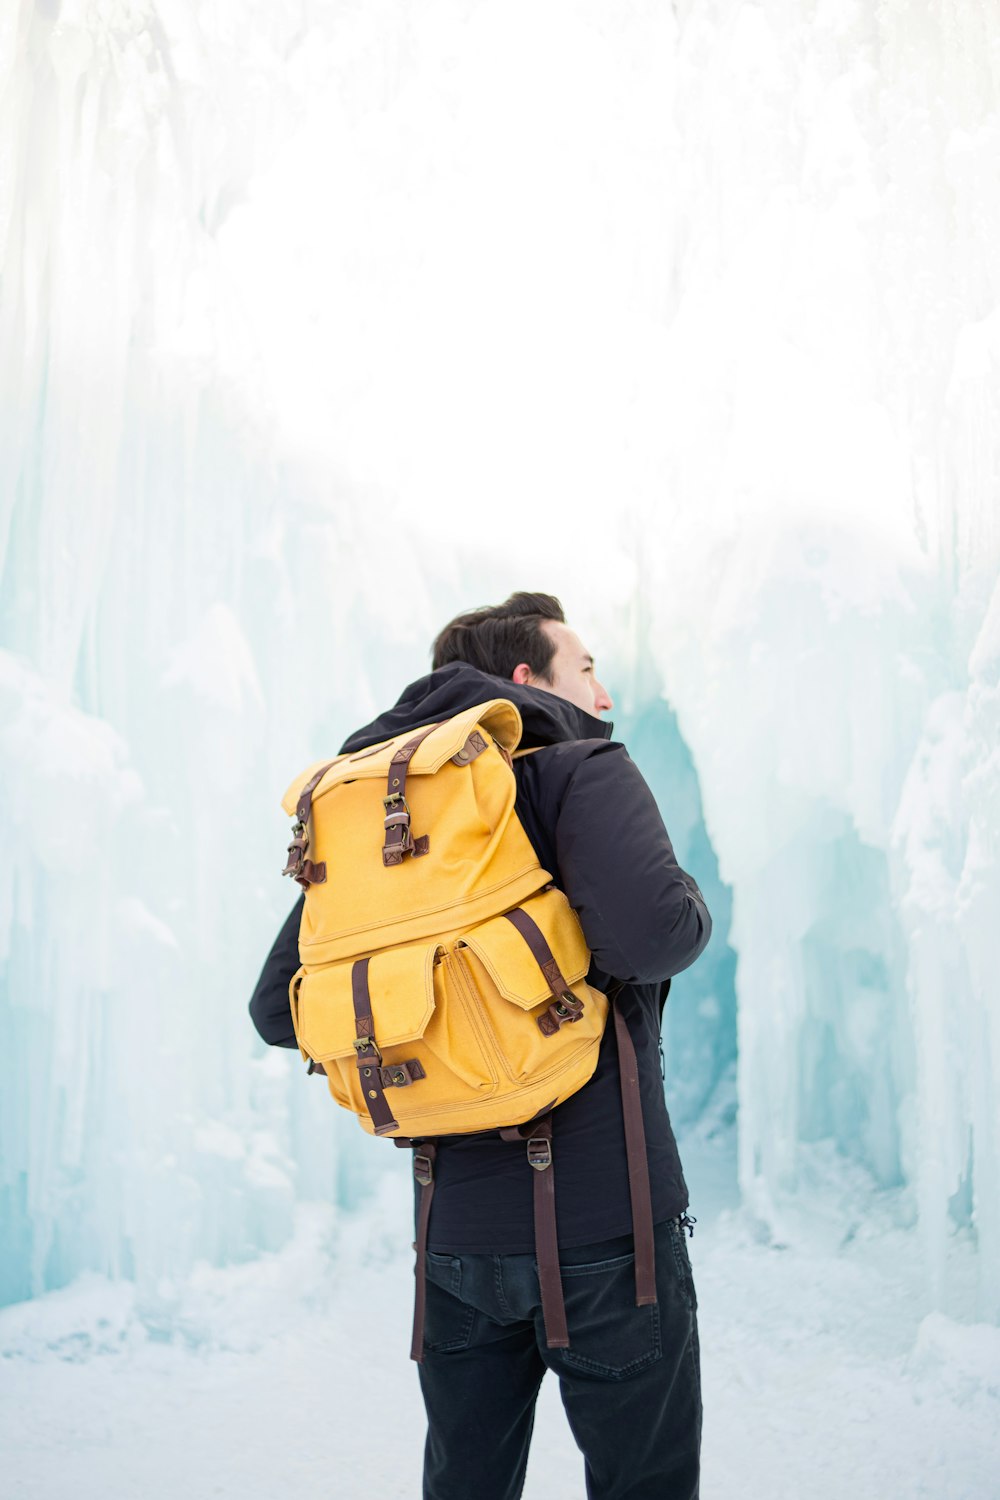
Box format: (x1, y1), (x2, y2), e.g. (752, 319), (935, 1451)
(1, 2), (998, 1329)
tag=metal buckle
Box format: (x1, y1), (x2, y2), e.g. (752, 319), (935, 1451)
(414, 1152), (434, 1187)
(382, 793), (413, 856)
(282, 820), (308, 878)
(526, 1137), (552, 1171)
(353, 1035), (382, 1063)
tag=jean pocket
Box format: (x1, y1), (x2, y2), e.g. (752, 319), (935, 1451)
(550, 1250), (661, 1380)
(423, 1252), (475, 1353)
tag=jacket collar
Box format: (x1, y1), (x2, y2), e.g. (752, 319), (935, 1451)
(339, 661), (614, 754)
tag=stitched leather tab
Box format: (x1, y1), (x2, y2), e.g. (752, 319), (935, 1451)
(451, 730), (488, 766)
(380, 1059), (426, 1088)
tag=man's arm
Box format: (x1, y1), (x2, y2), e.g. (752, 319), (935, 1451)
(554, 742), (711, 984)
(248, 895), (304, 1048)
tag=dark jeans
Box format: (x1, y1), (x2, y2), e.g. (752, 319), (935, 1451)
(418, 1217), (701, 1500)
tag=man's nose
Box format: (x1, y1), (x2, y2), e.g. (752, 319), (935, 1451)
(594, 680), (613, 714)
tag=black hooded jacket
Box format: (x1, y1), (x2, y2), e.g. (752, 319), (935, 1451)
(249, 662), (712, 1252)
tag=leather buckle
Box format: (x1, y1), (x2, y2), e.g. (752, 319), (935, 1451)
(282, 819), (307, 878)
(537, 992), (585, 1037)
(353, 1035), (382, 1064)
(526, 1137), (552, 1171)
(382, 793), (414, 865)
(414, 1152), (434, 1187)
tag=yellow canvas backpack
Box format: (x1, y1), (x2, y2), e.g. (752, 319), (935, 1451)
(280, 698), (656, 1357)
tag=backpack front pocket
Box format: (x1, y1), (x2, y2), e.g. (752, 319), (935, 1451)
(458, 886), (608, 1086)
(291, 941), (499, 1130)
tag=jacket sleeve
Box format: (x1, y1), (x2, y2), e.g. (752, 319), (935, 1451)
(248, 896), (304, 1048)
(554, 742), (711, 984)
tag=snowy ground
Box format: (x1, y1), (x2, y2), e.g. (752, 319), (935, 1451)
(2, 1141), (997, 1500)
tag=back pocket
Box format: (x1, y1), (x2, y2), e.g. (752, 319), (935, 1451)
(549, 1251), (662, 1381)
(423, 1253), (475, 1354)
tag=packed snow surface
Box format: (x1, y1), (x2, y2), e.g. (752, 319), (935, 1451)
(1, 1162), (997, 1499)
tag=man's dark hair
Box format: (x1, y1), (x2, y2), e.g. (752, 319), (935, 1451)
(432, 592), (565, 681)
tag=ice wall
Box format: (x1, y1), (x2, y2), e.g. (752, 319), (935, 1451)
(643, 0), (1000, 1316)
(1, 0), (998, 1326)
(0, 0), (435, 1307)
(613, 692), (738, 1134)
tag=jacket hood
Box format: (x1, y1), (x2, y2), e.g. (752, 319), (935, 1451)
(339, 661), (614, 755)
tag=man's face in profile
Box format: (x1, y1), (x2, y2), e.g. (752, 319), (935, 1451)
(513, 621), (613, 718)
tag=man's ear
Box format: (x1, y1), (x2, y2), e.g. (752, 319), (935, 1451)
(511, 663), (533, 686)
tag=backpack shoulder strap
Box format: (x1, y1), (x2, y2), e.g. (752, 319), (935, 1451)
(611, 994), (657, 1307)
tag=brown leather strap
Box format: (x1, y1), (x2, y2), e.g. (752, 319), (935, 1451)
(382, 724), (439, 866)
(613, 1001), (657, 1307)
(351, 959), (399, 1136)
(499, 1114), (569, 1349)
(503, 907), (585, 1036)
(410, 1143), (437, 1362)
(504, 907), (572, 998)
(282, 761), (337, 886)
(295, 762), (338, 825)
(529, 1117), (569, 1348)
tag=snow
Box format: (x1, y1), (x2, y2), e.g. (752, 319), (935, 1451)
(1, 1161), (996, 1499)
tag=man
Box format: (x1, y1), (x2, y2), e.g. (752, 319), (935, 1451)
(250, 591), (711, 1500)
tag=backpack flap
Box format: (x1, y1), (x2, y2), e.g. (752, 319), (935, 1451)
(291, 942), (438, 1063)
(455, 886), (608, 1095)
(280, 699), (523, 815)
(279, 699), (550, 964)
(459, 886), (590, 1011)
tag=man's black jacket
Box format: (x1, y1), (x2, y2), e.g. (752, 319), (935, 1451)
(249, 662), (712, 1252)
